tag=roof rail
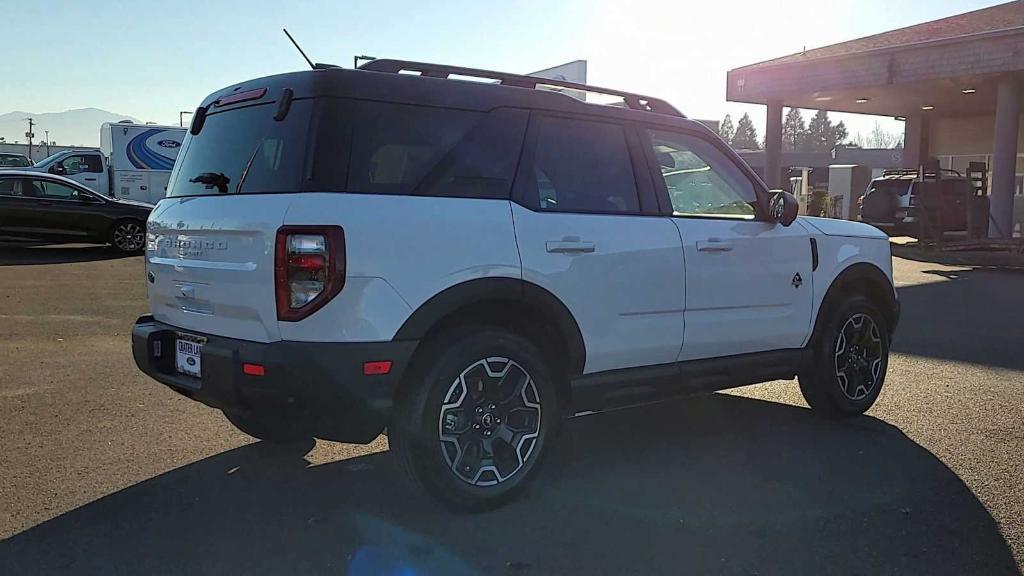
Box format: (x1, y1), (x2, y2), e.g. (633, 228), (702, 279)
(881, 167), (963, 178)
(358, 59), (684, 117)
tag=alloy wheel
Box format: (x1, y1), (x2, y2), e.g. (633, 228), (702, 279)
(113, 222), (144, 252)
(834, 313), (884, 401)
(438, 357), (542, 487)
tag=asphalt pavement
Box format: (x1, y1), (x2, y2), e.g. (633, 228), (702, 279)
(0, 245), (1022, 575)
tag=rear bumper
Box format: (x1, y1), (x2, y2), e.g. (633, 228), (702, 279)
(131, 315), (418, 443)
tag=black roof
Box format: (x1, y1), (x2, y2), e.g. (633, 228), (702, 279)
(198, 61), (710, 135)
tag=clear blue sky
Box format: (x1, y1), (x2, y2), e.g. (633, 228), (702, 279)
(1, 0), (1005, 144)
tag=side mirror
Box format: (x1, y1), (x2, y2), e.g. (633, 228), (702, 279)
(48, 164), (65, 175)
(769, 190), (799, 226)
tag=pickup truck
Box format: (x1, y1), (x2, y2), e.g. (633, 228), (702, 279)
(5, 122), (184, 204)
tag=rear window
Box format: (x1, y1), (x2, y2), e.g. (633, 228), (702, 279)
(167, 101), (314, 197)
(167, 97), (527, 199)
(868, 179), (912, 196)
(0, 155), (30, 167)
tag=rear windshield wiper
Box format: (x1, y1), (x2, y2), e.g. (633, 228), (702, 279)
(189, 172), (230, 193)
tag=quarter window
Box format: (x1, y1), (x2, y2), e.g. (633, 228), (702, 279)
(528, 116), (639, 214)
(646, 129), (757, 218)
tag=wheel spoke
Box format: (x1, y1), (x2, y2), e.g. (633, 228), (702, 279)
(452, 434), (485, 481)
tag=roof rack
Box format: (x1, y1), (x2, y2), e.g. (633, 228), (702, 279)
(881, 167), (963, 179)
(358, 59), (684, 117)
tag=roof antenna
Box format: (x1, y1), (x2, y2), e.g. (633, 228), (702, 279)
(283, 28), (315, 70)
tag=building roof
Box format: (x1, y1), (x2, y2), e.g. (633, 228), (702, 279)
(734, 0), (1024, 71)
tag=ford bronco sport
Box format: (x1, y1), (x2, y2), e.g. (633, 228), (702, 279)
(132, 60), (899, 510)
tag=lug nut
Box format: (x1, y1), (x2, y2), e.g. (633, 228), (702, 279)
(475, 406), (483, 414)
(473, 423), (481, 429)
(484, 430), (492, 437)
(488, 403), (496, 410)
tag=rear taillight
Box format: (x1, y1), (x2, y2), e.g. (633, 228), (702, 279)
(275, 226), (345, 321)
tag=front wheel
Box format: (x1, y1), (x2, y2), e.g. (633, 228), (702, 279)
(799, 296), (890, 416)
(109, 219), (145, 254)
(390, 327), (559, 511)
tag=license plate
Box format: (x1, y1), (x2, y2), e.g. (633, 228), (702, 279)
(175, 334), (205, 378)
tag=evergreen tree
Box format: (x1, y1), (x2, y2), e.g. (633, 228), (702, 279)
(829, 121), (849, 150)
(806, 109), (832, 152)
(731, 113), (760, 150)
(719, 114), (735, 143)
(782, 108), (807, 152)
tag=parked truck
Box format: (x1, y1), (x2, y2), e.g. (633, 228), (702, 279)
(6, 122), (185, 204)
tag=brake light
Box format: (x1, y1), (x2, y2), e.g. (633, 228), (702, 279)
(275, 226), (345, 321)
(214, 87), (267, 107)
(363, 361), (393, 376)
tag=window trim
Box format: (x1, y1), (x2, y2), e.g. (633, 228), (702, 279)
(511, 111), (660, 217)
(638, 125), (772, 221)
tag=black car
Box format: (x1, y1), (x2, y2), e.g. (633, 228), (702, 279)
(0, 171), (152, 253)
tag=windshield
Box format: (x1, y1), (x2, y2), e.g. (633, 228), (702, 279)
(32, 151), (65, 167)
(167, 100), (313, 197)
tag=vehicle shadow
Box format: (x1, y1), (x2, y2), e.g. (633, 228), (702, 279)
(894, 266), (1024, 370)
(1, 394), (1017, 576)
(0, 245), (135, 266)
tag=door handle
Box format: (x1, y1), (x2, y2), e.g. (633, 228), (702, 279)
(696, 238), (734, 252)
(84, 177), (97, 181)
(546, 240), (595, 254)
(37, 200), (52, 206)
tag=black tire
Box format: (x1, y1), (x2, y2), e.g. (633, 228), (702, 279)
(223, 410), (312, 443)
(390, 326), (559, 511)
(799, 296), (890, 416)
(109, 219), (145, 254)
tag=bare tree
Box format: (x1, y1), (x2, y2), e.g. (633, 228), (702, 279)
(854, 121), (904, 149)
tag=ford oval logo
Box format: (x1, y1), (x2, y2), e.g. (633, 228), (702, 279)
(158, 139), (181, 148)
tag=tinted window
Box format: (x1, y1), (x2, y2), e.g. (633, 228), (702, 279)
(34, 180), (81, 200)
(0, 178), (23, 196)
(414, 108), (528, 199)
(346, 102), (481, 195)
(869, 179), (912, 197)
(646, 129), (756, 218)
(167, 101), (313, 197)
(529, 116), (639, 213)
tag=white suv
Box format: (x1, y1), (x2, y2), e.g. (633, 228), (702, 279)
(132, 60), (899, 510)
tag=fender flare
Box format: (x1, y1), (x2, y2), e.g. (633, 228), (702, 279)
(812, 262), (898, 343)
(393, 277), (586, 376)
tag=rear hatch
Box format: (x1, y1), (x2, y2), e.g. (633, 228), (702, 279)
(146, 95), (314, 342)
(861, 179), (911, 222)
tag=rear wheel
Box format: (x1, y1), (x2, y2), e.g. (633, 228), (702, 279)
(109, 219), (145, 254)
(390, 327), (559, 511)
(799, 296), (890, 416)
(223, 410), (312, 443)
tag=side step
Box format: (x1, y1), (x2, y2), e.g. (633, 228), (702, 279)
(569, 349), (804, 415)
